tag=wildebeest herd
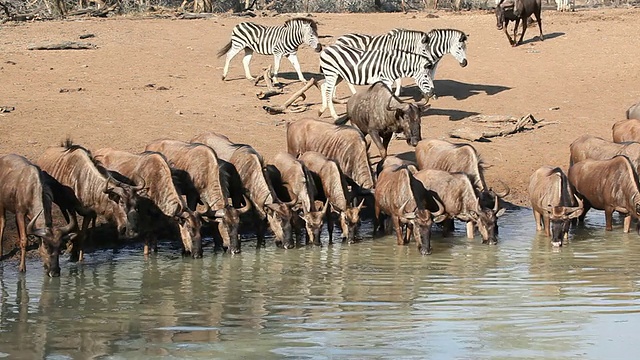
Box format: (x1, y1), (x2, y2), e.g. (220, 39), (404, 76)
(2, 11), (637, 279)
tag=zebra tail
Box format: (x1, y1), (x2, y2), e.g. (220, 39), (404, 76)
(217, 41), (232, 58)
(334, 114), (350, 125)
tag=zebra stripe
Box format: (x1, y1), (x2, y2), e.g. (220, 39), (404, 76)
(319, 44), (434, 119)
(218, 18), (322, 83)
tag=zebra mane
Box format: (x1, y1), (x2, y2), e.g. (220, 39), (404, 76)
(284, 18), (318, 32)
(388, 28), (427, 37)
(427, 28), (468, 42)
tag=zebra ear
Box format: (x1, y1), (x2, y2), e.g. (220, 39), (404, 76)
(421, 34), (429, 44)
(461, 33), (468, 42)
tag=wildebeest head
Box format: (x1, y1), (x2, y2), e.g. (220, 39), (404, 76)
(400, 198), (446, 255)
(387, 98), (426, 147)
(175, 207), (203, 258)
(339, 198), (365, 243)
(210, 199), (251, 254)
(29, 210), (76, 277)
(468, 196), (506, 245)
(414, 57), (435, 100)
(546, 196), (583, 246)
(286, 18), (322, 53)
(495, 0), (506, 30)
(103, 177), (145, 239)
(301, 200), (329, 246)
(266, 202), (294, 249)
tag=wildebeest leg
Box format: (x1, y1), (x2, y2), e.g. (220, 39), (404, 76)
(466, 221), (475, 239)
(285, 53), (307, 83)
(369, 131), (387, 159)
(71, 215), (91, 262)
(404, 223), (412, 245)
(382, 134), (392, 159)
(0, 211), (5, 258)
(327, 213), (334, 244)
(256, 217), (267, 248)
(503, 21), (515, 46)
(517, 15), (528, 45)
(222, 43), (244, 81)
(604, 208), (614, 231)
(441, 218), (454, 237)
(623, 214), (632, 233)
(272, 53), (283, 84)
(578, 200), (590, 224)
(292, 215), (303, 245)
(533, 209), (542, 232)
(242, 48), (255, 81)
(392, 216), (404, 246)
(534, 9), (544, 41)
(373, 203), (381, 236)
(16, 213), (27, 272)
(512, 18), (521, 46)
(543, 214), (551, 237)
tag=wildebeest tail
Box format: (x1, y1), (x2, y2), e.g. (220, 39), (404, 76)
(217, 41), (232, 58)
(334, 114), (350, 126)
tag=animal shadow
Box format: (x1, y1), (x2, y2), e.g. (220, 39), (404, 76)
(401, 80), (511, 101)
(520, 32), (565, 46)
(425, 107), (480, 121)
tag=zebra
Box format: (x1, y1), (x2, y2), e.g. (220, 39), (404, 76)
(217, 18), (322, 84)
(334, 28), (468, 97)
(318, 44), (435, 120)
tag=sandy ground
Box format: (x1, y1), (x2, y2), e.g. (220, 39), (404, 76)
(1, 8), (640, 251)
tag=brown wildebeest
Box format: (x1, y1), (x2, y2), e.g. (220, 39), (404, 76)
(0, 155), (77, 276)
(528, 166), (583, 246)
(412, 168), (505, 244)
(375, 161), (446, 255)
(628, 101), (640, 120)
(612, 119), (640, 143)
(415, 139), (509, 209)
(287, 118), (375, 193)
(267, 152), (329, 246)
(334, 82), (427, 159)
(37, 141), (144, 261)
(569, 135), (640, 171)
(298, 151), (364, 244)
(191, 132), (295, 249)
(145, 139), (251, 254)
(93, 148), (203, 258)
(496, 0), (543, 47)
(568, 155), (640, 233)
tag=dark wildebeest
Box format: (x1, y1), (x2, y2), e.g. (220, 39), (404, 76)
(93, 148), (203, 258)
(298, 151), (364, 244)
(415, 139), (509, 212)
(145, 139), (251, 254)
(496, 0), (543, 47)
(286, 118), (375, 193)
(37, 141), (144, 261)
(568, 155), (640, 233)
(569, 135), (640, 171)
(528, 166), (583, 246)
(413, 168), (505, 245)
(267, 152), (329, 246)
(190, 132), (295, 249)
(612, 119), (640, 143)
(0, 155), (77, 276)
(334, 82), (427, 159)
(375, 161), (446, 255)
(628, 101), (640, 120)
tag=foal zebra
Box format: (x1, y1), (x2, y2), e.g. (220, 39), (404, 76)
(319, 44), (435, 120)
(334, 28), (468, 96)
(217, 18), (322, 84)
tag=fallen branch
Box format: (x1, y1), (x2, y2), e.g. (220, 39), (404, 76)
(450, 114), (556, 142)
(178, 12), (217, 19)
(263, 78), (318, 115)
(255, 65), (283, 99)
(28, 41), (96, 50)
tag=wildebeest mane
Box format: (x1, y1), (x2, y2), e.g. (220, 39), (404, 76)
(62, 139), (113, 179)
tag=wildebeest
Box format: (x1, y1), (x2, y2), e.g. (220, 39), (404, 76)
(496, 0), (543, 46)
(145, 139), (251, 254)
(217, 18), (322, 84)
(569, 134), (640, 171)
(528, 166), (583, 246)
(375, 161), (446, 255)
(568, 155), (640, 233)
(334, 82), (427, 159)
(267, 152), (328, 246)
(412, 168), (505, 245)
(415, 139), (509, 208)
(190, 132), (295, 249)
(93, 148), (203, 258)
(0, 155), (77, 276)
(628, 101), (640, 120)
(286, 118), (375, 192)
(298, 151), (364, 243)
(612, 119), (640, 143)
(37, 141), (144, 261)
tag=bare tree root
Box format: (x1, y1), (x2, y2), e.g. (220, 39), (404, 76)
(263, 78), (318, 115)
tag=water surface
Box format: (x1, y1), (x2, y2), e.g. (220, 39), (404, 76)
(1, 209), (639, 359)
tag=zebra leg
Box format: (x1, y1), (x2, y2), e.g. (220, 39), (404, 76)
(326, 77), (341, 120)
(272, 53), (283, 84)
(318, 81), (328, 117)
(222, 43), (244, 81)
(286, 53), (307, 83)
(242, 48), (255, 80)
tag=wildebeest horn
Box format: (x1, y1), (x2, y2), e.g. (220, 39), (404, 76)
(237, 194), (252, 214)
(26, 209), (45, 237)
(432, 197), (446, 218)
(492, 180), (510, 198)
(197, 202), (212, 216)
(493, 193), (500, 212)
(60, 211), (77, 236)
(321, 200), (330, 214)
(399, 198), (412, 215)
(357, 198), (365, 210)
(284, 193), (299, 207)
(131, 175), (146, 192)
(385, 95), (399, 112)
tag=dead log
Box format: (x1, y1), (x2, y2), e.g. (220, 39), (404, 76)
(263, 78), (318, 115)
(450, 114), (557, 142)
(28, 41), (96, 50)
(255, 65), (283, 99)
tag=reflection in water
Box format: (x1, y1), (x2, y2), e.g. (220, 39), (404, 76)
(1, 209), (640, 359)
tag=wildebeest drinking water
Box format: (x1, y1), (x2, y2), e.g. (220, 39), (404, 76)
(495, 0), (543, 46)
